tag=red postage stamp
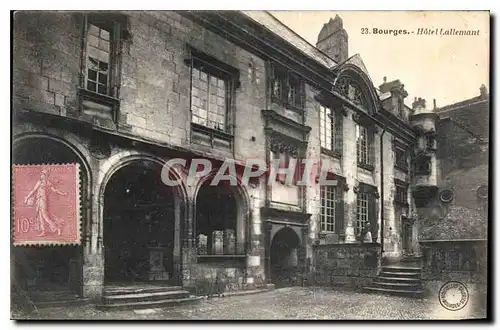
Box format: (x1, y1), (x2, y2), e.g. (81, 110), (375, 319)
(12, 164), (81, 246)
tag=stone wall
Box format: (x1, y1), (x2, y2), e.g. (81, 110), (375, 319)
(420, 239), (487, 312)
(312, 243), (380, 289)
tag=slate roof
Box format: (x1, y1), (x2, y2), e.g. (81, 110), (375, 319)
(241, 11), (337, 69)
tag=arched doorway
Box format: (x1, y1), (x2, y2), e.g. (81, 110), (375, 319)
(103, 159), (183, 285)
(196, 184), (240, 255)
(193, 177), (249, 289)
(12, 135), (89, 297)
(270, 227), (301, 288)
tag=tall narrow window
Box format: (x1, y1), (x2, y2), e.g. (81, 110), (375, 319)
(86, 23), (111, 95)
(320, 184), (343, 233)
(355, 184), (377, 238)
(191, 66), (228, 132)
(356, 192), (369, 236)
(356, 124), (373, 168)
(80, 14), (125, 121)
(320, 106), (343, 156)
(394, 147), (408, 171)
(394, 180), (409, 205)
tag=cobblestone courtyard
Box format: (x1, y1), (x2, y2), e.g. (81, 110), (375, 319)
(12, 287), (486, 320)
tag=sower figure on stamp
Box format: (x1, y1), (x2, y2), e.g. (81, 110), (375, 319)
(24, 169), (67, 236)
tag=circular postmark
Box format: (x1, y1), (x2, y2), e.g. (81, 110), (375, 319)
(439, 281), (469, 311)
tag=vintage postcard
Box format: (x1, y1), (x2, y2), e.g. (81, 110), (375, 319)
(11, 10), (489, 320)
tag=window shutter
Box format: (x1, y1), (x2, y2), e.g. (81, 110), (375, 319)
(368, 192), (377, 239)
(335, 187), (344, 234)
(369, 129), (375, 165)
(335, 112), (343, 153)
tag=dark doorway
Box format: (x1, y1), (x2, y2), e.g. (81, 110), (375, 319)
(196, 184), (239, 255)
(12, 137), (86, 297)
(270, 227), (301, 288)
(103, 161), (177, 284)
(402, 220), (413, 256)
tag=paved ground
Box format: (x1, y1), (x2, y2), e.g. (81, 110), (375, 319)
(12, 287), (486, 320)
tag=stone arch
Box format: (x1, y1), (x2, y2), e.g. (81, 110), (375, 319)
(98, 153), (188, 206)
(97, 153), (189, 284)
(13, 132), (92, 188)
(334, 63), (381, 115)
(270, 226), (302, 287)
(12, 132), (92, 296)
(192, 168), (251, 256)
(270, 224), (303, 247)
(96, 152), (189, 249)
(192, 168), (251, 212)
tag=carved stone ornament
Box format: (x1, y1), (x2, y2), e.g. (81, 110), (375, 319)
(88, 137), (111, 160)
(352, 112), (361, 123)
(270, 135), (299, 157)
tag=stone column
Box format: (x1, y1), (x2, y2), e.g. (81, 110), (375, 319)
(181, 198), (197, 288)
(343, 110), (358, 243)
(173, 194), (182, 285)
(82, 173), (104, 301)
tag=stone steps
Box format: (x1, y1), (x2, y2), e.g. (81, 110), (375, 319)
(364, 265), (423, 298)
(103, 285), (183, 296)
(97, 295), (203, 311)
(98, 283), (201, 311)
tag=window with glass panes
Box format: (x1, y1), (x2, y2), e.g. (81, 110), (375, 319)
(191, 67), (227, 132)
(394, 147), (408, 170)
(86, 23), (111, 95)
(356, 192), (369, 236)
(320, 106), (342, 154)
(356, 124), (370, 165)
(395, 182), (408, 205)
(320, 185), (338, 233)
(270, 64), (304, 110)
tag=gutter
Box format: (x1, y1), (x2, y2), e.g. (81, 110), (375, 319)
(380, 124), (388, 255)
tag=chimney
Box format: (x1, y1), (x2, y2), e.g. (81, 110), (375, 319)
(480, 84), (488, 98)
(316, 15), (348, 63)
(412, 97), (426, 110)
(433, 99), (437, 110)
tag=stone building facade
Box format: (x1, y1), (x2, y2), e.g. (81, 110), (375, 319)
(12, 10), (440, 301)
(414, 88), (489, 303)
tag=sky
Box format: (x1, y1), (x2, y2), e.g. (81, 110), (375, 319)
(270, 11), (490, 109)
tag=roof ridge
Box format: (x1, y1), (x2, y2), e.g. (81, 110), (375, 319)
(261, 11), (339, 67)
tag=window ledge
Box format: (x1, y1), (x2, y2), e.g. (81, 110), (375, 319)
(321, 147), (342, 159)
(191, 122), (233, 142)
(394, 201), (410, 207)
(78, 88), (120, 106)
(415, 171), (431, 176)
(357, 162), (375, 172)
(394, 164), (409, 172)
(271, 98), (305, 113)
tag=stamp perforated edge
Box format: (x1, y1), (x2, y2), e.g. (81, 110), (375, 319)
(12, 163), (82, 247)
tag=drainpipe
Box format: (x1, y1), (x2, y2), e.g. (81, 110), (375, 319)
(380, 124), (388, 257)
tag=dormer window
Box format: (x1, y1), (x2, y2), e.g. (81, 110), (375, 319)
(356, 124), (375, 171)
(269, 63), (305, 111)
(320, 105), (343, 157)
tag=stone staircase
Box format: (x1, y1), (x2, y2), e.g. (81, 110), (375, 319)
(364, 264), (423, 297)
(97, 283), (202, 311)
